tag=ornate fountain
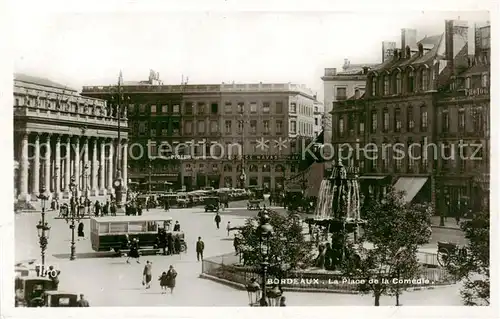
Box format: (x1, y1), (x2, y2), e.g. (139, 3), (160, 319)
(311, 158), (365, 270)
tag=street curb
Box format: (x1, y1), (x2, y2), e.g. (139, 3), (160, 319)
(198, 273), (454, 294)
(431, 225), (461, 231)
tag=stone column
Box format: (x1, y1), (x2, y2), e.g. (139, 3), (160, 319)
(83, 137), (89, 195)
(122, 140), (128, 190)
(99, 139), (106, 196)
(107, 139), (114, 194)
(44, 134), (52, 195)
(18, 132), (29, 201)
(74, 136), (80, 197)
(54, 135), (61, 199)
(91, 138), (98, 196)
(31, 133), (40, 199)
(64, 136), (71, 198)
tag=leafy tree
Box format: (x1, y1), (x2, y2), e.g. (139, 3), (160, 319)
(343, 189), (433, 306)
(446, 210), (489, 305)
(237, 210), (315, 275)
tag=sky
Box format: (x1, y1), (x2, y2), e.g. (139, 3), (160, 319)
(12, 9), (489, 101)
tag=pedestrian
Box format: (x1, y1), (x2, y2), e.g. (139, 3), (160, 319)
(214, 213), (221, 229)
(127, 238), (140, 263)
(173, 221), (180, 232)
(158, 271), (168, 294)
(455, 213), (461, 225)
(110, 202), (117, 216)
(226, 221), (231, 236)
(77, 222), (85, 239)
(137, 204), (143, 216)
(196, 236), (205, 261)
(165, 200), (170, 212)
(233, 235), (240, 255)
(279, 296), (286, 306)
(167, 233), (174, 255)
(94, 200), (100, 217)
(174, 236), (181, 254)
(77, 294), (90, 307)
(142, 261), (153, 289)
(47, 265), (60, 290)
(103, 201), (109, 216)
(166, 265), (177, 294)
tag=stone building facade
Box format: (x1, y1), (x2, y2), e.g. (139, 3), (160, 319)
(14, 74), (128, 202)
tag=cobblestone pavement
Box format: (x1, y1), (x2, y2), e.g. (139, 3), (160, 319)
(14, 208), (464, 306)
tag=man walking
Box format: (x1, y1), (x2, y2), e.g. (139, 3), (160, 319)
(143, 261), (153, 289)
(214, 213), (221, 229)
(196, 237), (205, 261)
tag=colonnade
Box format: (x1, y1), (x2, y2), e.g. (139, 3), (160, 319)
(16, 132), (128, 201)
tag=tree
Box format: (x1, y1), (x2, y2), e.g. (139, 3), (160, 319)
(446, 210), (489, 305)
(343, 189), (433, 306)
(237, 210), (315, 274)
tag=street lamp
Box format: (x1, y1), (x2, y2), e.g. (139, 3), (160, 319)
(36, 188), (51, 277)
(67, 176), (83, 260)
(148, 159), (152, 193)
(257, 211), (273, 306)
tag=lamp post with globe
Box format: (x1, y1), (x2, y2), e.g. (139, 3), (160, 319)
(36, 188), (51, 276)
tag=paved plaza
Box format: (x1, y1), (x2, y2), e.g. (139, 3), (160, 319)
(15, 207), (466, 306)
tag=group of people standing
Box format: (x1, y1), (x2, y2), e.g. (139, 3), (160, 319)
(141, 261), (177, 294)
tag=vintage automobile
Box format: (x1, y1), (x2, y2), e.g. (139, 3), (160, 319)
(204, 197), (220, 212)
(176, 193), (190, 208)
(90, 214), (174, 253)
(15, 276), (57, 307)
(44, 291), (79, 307)
(247, 200), (262, 211)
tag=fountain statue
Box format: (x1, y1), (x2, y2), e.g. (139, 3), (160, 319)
(311, 157), (364, 270)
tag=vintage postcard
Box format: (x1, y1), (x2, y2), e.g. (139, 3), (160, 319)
(1, 1), (497, 318)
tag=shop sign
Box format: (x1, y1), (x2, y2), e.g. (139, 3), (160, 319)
(465, 87), (489, 97)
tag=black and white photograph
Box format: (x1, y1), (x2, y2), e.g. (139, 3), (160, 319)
(2, 1), (496, 316)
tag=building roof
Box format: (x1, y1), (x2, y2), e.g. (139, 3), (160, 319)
(14, 73), (77, 92)
(460, 63), (489, 77)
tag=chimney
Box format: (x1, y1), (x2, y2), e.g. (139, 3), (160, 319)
(342, 59), (350, 70)
(382, 41), (396, 62)
(362, 66), (369, 74)
(445, 20), (469, 76)
(401, 29), (417, 58)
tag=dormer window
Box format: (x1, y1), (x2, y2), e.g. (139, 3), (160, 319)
(465, 77), (471, 89)
(408, 71), (415, 92)
(384, 75), (390, 95)
(396, 72), (402, 94)
(371, 76), (377, 96)
(421, 69), (428, 91)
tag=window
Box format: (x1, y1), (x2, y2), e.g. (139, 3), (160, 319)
(197, 120), (205, 134)
(336, 87), (347, 100)
(276, 120), (283, 134)
(395, 157), (403, 172)
(482, 73), (489, 88)
(382, 139), (389, 170)
(394, 108), (402, 132)
(172, 120), (180, 134)
(185, 102), (193, 114)
(210, 120), (218, 133)
(150, 126), (157, 137)
(128, 104), (135, 115)
(315, 118), (318, 125)
(371, 77), (377, 96)
(139, 104), (146, 114)
(408, 71), (415, 92)
(250, 102), (257, 113)
(371, 111), (377, 133)
(223, 164), (232, 172)
(225, 120), (232, 134)
(263, 102), (270, 113)
(339, 117), (344, 135)
(250, 120), (257, 134)
(185, 121), (193, 134)
(173, 104), (180, 113)
(263, 120), (270, 134)
(396, 72), (402, 94)
(197, 103), (206, 114)
(290, 121), (297, 134)
(465, 77), (471, 89)
(139, 121), (146, 135)
(151, 105), (157, 113)
(458, 110), (465, 131)
(237, 102), (244, 113)
(384, 76), (390, 95)
(224, 102), (232, 113)
(420, 107), (428, 131)
(211, 103), (218, 114)
(421, 140), (428, 172)
(407, 106), (414, 131)
(472, 108), (483, 132)
(275, 164), (284, 172)
(421, 69), (428, 91)
(238, 120), (243, 134)
(442, 111), (449, 133)
(289, 103), (297, 113)
(383, 109), (389, 132)
(262, 164), (271, 172)
(276, 102), (283, 113)
(408, 140), (415, 171)
(359, 118), (365, 134)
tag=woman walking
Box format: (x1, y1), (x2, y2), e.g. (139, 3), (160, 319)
(158, 271), (168, 294)
(166, 265), (177, 294)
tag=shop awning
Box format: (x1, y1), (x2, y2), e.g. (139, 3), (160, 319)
(359, 175), (388, 180)
(393, 177), (428, 203)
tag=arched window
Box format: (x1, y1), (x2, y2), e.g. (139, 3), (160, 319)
(275, 164), (285, 172)
(371, 76), (377, 96)
(396, 72), (402, 94)
(249, 164), (258, 172)
(384, 75), (390, 95)
(223, 164), (232, 172)
(236, 164), (242, 172)
(262, 164), (271, 172)
(421, 69), (428, 91)
(408, 71), (415, 92)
